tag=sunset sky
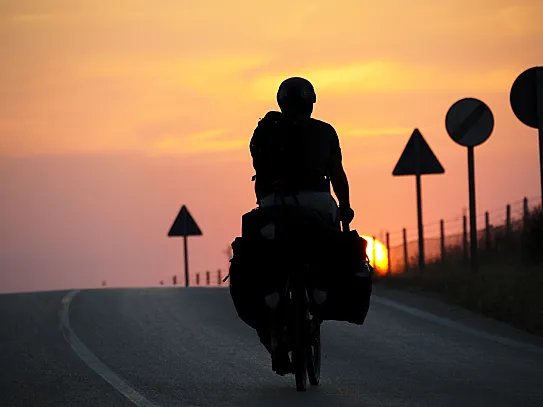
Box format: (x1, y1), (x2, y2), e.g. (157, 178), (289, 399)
(1, 0), (542, 293)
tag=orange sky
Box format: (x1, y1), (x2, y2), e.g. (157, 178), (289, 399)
(1, 0), (542, 293)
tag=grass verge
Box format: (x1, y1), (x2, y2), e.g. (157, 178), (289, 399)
(377, 208), (543, 336)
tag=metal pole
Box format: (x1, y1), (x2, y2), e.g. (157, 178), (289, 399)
(506, 204), (511, 238)
(402, 228), (408, 273)
(463, 215), (468, 263)
(183, 236), (189, 287)
(539, 130), (543, 204)
(416, 174), (425, 271)
(440, 219), (445, 264)
(386, 232), (391, 275)
(523, 197), (529, 228)
(537, 67), (543, 205)
(485, 211), (491, 250)
(467, 146), (478, 273)
(372, 236), (377, 269)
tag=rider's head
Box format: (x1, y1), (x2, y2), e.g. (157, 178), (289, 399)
(277, 77), (316, 117)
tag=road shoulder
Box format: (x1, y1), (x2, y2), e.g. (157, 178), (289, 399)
(372, 282), (543, 352)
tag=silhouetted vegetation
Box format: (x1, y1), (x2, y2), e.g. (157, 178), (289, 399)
(378, 207), (543, 336)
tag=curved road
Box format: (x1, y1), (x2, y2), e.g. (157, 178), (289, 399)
(1, 285), (543, 406)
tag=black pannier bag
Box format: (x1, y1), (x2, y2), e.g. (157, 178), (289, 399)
(228, 206), (316, 330)
(228, 236), (271, 330)
(316, 229), (373, 325)
(228, 206), (373, 329)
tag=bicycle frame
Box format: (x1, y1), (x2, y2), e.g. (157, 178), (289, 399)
(272, 220), (350, 391)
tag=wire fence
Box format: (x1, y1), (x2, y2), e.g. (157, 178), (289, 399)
(163, 269), (226, 287)
(163, 196), (542, 284)
(382, 195), (542, 275)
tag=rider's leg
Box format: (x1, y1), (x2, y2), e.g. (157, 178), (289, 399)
(258, 296), (294, 375)
(256, 322), (293, 375)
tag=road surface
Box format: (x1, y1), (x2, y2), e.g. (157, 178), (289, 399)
(1, 285), (543, 407)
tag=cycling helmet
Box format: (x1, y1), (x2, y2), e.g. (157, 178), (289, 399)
(277, 77), (316, 115)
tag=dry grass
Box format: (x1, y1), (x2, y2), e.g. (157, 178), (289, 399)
(378, 208), (543, 336)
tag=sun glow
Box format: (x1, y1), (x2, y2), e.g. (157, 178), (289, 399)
(361, 235), (389, 275)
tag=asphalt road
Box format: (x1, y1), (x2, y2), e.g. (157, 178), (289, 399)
(1, 285), (543, 407)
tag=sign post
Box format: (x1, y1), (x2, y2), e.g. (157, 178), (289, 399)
(167, 205), (203, 287)
(393, 129), (445, 271)
(445, 97), (494, 273)
(510, 66), (543, 203)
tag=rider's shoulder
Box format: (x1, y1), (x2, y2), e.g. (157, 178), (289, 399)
(258, 111), (283, 123)
(309, 117), (338, 136)
(252, 111), (281, 134)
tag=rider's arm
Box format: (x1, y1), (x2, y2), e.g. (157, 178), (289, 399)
(250, 131), (263, 203)
(328, 128), (350, 209)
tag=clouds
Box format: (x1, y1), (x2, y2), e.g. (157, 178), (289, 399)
(1, 0), (542, 292)
(0, 0), (542, 157)
(151, 128), (247, 156)
(250, 60), (522, 101)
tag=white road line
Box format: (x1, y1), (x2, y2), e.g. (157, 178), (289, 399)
(372, 295), (543, 356)
(59, 290), (161, 407)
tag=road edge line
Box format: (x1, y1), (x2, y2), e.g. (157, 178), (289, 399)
(59, 290), (161, 407)
(372, 295), (543, 356)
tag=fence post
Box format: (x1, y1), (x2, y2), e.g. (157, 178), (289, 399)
(196, 273), (200, 285)
(217, 269), (222, 285)
(523, 197), (529, 228)
(440, 219), (445, 264)
(463, 215), (468, 263)
(372, 235), (377, 269)
(206, 271), (210, 286)
(506, 204), (511, 238)
(402, 228), (408, 273)
(386, 232), (391, 275)
(485, 211), (491, 251)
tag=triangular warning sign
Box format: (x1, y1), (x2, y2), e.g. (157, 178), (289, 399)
(392, 129), (445, 176)
(168, 205), (203, 237)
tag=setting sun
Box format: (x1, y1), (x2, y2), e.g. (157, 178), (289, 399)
(361, 236), (389, 276)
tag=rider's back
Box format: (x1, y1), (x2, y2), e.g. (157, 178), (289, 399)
(250, 111), (341, 200)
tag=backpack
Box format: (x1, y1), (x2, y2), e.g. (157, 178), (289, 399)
(250, 112), (307, 197)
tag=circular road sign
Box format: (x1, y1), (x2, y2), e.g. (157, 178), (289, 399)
(510, 66), (543, 129)
(446, 97), (494, 147)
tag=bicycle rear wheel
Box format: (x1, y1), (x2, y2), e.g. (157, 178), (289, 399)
(290, 281), (308, 391)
